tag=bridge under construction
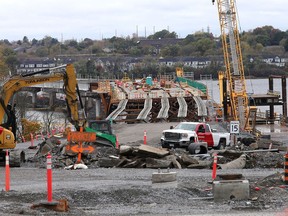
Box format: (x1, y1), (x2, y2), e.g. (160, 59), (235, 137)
(21, 73), (286, 125)
(90, 76), (210, 123)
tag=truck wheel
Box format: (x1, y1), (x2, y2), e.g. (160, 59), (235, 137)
(216, 139), (226, 150)
(188, 143), (207, 155)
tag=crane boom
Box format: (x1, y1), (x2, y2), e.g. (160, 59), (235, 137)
(214, 0), (249, 130)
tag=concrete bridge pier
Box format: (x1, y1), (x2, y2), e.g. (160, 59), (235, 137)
(49, 92), (56, 109)
(31, 92), (37, 108)
(85, 97), (95, 118)
(95, 98), (101, 120)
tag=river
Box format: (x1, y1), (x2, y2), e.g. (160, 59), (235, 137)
(199, 78), (286, 115)
(198, 77), (288, 138)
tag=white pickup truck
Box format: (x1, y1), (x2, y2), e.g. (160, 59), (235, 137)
(161, 122), (230, 150)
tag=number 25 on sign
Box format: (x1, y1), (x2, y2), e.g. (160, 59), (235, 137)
(230, 121), (240, 134)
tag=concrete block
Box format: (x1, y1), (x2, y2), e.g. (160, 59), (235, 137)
(213, 179), (250, 201)
(152, 171), (177, 183)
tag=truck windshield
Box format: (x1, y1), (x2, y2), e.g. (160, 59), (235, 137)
(175, 123), (197, 131)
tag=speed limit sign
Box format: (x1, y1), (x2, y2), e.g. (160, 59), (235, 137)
(230, 121), (240, 134)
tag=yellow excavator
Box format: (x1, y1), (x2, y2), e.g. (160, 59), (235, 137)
(0, 63), (117, 166)
(0, 64), (86, 166)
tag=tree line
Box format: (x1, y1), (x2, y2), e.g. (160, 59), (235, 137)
(1, 25), (288, 79)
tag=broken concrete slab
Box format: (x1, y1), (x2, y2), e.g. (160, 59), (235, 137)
(146, 158), (172, 168)
(115, 157), (130, 167)
(123, 158), (143, 168)
(218, 154), (246, 169)
(135, 145), (170, 158)
(119, 145), (133, 156)
(98, 157), (122, 168)
(165, 155), (182, 169)
(181, 154), (199, 165)
(215, 150), (243, 158)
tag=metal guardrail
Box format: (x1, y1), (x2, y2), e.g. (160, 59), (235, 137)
(177, 77), (207, 94)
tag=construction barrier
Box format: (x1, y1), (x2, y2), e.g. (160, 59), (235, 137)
(144, 130), (147, 145)
(212, 153), (218, 180)
(21, 135), (26, 142)
(116, 135), (119, 149)
(5, 150), (10, 191)
(52, 129), (56, 136)
(30, 133), (34, 147)
(47, 153), (53, 202)
(285, 153), (288, 185)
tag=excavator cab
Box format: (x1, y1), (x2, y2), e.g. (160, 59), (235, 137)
(88, 120), (113, 135)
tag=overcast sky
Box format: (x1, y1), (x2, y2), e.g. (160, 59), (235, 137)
(0, 0), (287, 41)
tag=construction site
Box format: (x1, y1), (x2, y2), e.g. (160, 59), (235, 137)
(0, 120), (288, 216)
(1, 0), (288, 215)
(0, 53), (287, 215)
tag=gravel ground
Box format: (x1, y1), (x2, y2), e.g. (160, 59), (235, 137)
(0, 122), (288, 216)
(0, 168), (287, 216)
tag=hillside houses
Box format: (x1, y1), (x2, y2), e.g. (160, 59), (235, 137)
(16, 55), (286, 75)
(261, 56), (288, 67)
(16, 58), (74, 74)
(17, 60), (57, 74)
(16, 56), (217, 74)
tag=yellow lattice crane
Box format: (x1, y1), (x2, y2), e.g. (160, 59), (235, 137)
(213, 0), (256, 131)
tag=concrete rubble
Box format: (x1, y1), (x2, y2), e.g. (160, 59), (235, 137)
(23, 135), (287, 171)
(5, 128), (288, 215)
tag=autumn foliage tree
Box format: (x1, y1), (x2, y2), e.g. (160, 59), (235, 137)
(21, 118), (42, 141)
